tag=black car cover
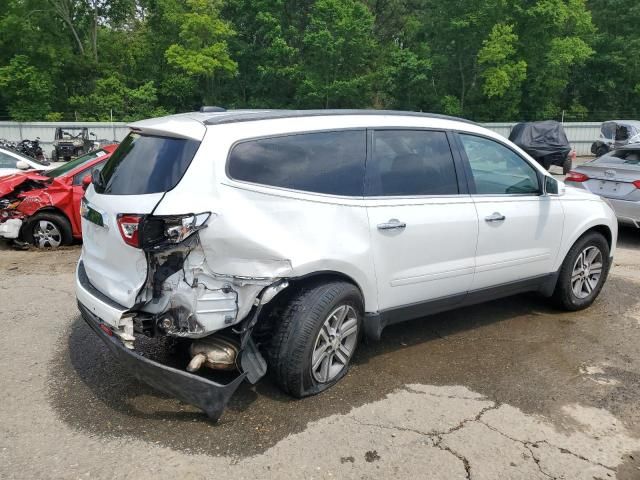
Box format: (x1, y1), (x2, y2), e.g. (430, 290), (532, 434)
(508, 121), (571, 168)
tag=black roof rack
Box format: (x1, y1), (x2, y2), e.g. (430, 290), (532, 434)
(202, 109), (479, 126)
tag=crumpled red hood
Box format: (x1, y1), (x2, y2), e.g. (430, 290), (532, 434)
(0, 171), (51, 197)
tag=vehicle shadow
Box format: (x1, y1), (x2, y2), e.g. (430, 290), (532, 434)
(618, 225), (640, 249)
(49, 283), (602, 458)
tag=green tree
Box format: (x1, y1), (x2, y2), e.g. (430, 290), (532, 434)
(69, 75), (167, 121)
(164, 0), (237, 103)
(477, 24), (527, 119)
(0, 56), (54, 120)
(298, 0), (377, 107)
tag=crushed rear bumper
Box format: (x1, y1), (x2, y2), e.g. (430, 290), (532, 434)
(77, 301), (247, 421)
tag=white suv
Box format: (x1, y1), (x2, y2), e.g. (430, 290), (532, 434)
(76, 109), (617, 420)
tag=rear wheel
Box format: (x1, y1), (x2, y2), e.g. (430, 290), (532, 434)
(552, 232), (610, 311)
(267, 281), (363, 397)
(562, 157), (572, 175)
(51, 149), (58, 162)
(23, 212), (72, 248)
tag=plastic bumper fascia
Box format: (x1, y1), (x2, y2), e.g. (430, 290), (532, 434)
(78, 302), (247, 421)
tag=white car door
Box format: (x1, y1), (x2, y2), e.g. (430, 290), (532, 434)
(456, 133), (564, 291)
(365, 129), (479, 315)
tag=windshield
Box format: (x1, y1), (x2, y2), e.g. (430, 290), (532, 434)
(57, 128), (87, 140)
(98, 133), (200, 195)
(594, 149), (640, 166)
(44, 149), (108, 178)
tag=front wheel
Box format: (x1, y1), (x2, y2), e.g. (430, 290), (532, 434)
(552, 232), (610, 311)
(267, 281), (363, 398)
(22, 212), (73, 248)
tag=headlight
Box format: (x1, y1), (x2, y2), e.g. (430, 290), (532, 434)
(0, 199), (21, 210)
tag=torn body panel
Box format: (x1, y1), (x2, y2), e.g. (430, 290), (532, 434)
(136, 237), (280, 339)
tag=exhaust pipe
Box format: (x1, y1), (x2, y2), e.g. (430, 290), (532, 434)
(187, 336), (239, 372)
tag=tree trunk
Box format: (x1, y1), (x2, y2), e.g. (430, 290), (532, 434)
(49, 0), (85, 56)
(91, 2), (98, 61)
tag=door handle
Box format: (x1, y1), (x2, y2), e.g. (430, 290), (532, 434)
(485, 212), (506, 223)
(377, 219), (407, 231)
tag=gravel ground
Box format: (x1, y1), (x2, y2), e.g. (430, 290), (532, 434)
(1, 226), (640, 479)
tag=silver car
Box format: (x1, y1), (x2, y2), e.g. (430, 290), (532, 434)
(566, 143), (640, 228)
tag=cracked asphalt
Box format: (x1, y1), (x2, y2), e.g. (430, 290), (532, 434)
(1, 227), (640, 479)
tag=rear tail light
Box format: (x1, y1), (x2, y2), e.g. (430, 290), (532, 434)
(566, 171), (589, 182)
(116, 212), (212, 250)
(633, 180), (640, 189)
(142, 212), (211, 250)
(117, 214), (142, 247)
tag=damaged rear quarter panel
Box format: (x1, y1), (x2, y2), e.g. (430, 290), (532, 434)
(151, 121), (378, 314)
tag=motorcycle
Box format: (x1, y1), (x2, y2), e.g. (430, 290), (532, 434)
(16, 137), (45, 162)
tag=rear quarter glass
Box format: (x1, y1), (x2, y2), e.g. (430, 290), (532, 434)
(99, 133), (200, 195)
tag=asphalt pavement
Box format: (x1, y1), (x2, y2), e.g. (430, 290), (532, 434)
(1, 226), (640, 479)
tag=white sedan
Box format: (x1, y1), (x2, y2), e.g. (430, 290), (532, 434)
(0, 147), (52, 176)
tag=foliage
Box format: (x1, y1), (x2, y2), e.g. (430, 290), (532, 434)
(0, 0), (636, 121)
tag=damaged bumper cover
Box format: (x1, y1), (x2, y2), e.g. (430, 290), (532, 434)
(0, 217), (22, 239)
(76, 260), (248, 420)
(79, 303), (246, 421)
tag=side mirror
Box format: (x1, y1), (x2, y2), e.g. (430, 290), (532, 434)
(16, 160), (31, 170)
(82, 174), (92, 189)
(544, 176), (565, 196)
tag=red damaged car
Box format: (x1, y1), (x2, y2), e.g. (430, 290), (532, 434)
(0, 145), (117, 247)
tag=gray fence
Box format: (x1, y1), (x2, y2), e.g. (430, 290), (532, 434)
(0, 121), (129, 155)
(0, 120), (602, 156)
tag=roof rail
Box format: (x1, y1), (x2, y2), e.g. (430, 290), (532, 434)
(203, 109), (479, 126)
(199, 106), (227, 113)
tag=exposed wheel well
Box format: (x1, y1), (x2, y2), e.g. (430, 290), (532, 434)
(252, 271), (365, 342)
(20, 206), (71, 232)
(583, 224), (612, 250)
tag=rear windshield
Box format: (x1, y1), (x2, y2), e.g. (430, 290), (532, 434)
(45, 149), (108, 178)
(595, 149), (640, 165)
(98, 133), (200, 195)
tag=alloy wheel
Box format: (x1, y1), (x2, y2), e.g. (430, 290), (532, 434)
(33, 220), (62, 248)
(571, 246), (603, 299)
(311, 305), (359, 383)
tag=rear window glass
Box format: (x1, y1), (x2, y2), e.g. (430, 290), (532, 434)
(45, 149), (108, 178)
(227, 130), (366, 196)
(595, 149), (640, 165)
(99, 133), (200, 195)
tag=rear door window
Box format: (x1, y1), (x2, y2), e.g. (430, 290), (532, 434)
(227, 130), (366, 196)
(99, 133), (200, 195)
(366, 130), (459, 196)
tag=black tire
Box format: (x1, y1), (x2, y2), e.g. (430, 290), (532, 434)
(63, 156), (71, 162)
(267, 280), (363, 398)
(51, 149), (58, 162)
(552, 231), (610, 311)
(562, 157), (572, 175)
(596, 145), (608, 158)
(22, 212), (73, 248)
